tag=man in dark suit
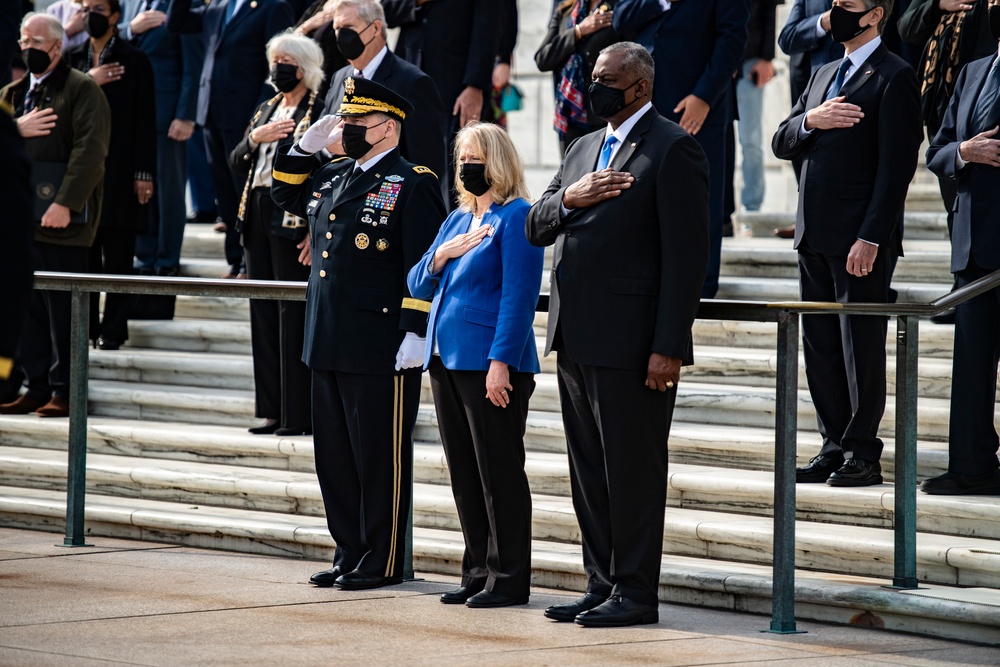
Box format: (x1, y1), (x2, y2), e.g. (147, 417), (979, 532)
(121, 0), (201, 278)
(323, 0), (447, 203)
(271, 78), (446, 590)
(924, 3), (1000, 495)
(167, 0), (293, 277)
(382, 0), (502, 195)
(526, 42), (709, 627)
(773, 0), (922, 487)
(613, 0), (748, 299)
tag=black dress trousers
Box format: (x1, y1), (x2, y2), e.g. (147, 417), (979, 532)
(428, 357), (534, 598)
(555, 351), (676, 608)
(311, 367), (421, 578)
(243, 188), (311, 430)
(797, 239), (892, 462)
(948, 258), (1000, 475)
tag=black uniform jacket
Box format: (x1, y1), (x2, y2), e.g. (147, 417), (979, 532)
(270, 146), (446, 374)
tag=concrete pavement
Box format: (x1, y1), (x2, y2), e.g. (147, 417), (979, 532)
(1, 527), (998, 666)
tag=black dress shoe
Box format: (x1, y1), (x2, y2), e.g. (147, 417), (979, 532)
(274, 426), (312, 437)
(335, 570), (403, 590)
(309, 566), (344, 587)
(543, 593), (606, 622)
(248, 420), (279, 435)
(465, 590), (528, 608)
(827, 458), (883, 487)
(96, 338), (121, 351)
(796, 454), (845, 483)
(921, 469), (1000, 495)
(440, 585), (484, 604)
(575, 595), (658, 627)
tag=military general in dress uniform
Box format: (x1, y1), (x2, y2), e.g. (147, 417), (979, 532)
(271, 77), (446, 590)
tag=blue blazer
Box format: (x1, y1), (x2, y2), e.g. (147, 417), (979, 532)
(167, 0), (294, 131)
(121, 0), (201, 134)
(408, 199), (543, 374)
(613, 0), (748, 127)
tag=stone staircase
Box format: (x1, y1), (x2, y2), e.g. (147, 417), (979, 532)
(3, 197), (1000, 645)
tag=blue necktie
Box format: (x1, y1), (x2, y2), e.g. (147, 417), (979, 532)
(222, 0), (237, 29)
(973, 58), (1000, 134)
(825, 59), (852, 101)
(596, 134), (618, 171)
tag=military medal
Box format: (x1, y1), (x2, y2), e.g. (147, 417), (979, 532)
(376, 239), (388, 251)
(355, 233), (369, 249)
(365, 181), (403, 211)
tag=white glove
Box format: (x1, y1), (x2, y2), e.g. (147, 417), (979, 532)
(395, 332), (425, 371)
(297, 114), (340, 154)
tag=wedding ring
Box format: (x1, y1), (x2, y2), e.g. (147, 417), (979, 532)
(666, 381), (674, 388)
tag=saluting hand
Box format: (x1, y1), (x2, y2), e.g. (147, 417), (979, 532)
(804, 96), (864, 131)
(562, 168), (633, 210)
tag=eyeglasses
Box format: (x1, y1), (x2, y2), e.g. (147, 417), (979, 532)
(17, 36), (55, 48)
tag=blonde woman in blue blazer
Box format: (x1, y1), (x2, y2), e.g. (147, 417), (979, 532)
(407, 122), (543, 609)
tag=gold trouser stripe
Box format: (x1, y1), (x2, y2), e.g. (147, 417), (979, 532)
(0, 356), (12, 380)
(401, 297), (431, 313)
(386, 376), (403, 576)
(272, 169), (310, 185)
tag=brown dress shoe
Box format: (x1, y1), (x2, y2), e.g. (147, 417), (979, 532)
(35, 396), (70, 418)
(773, 224), (795, 239)
(0, 395), (47, 415)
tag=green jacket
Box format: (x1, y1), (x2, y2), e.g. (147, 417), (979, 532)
(1, 59), (110, 247)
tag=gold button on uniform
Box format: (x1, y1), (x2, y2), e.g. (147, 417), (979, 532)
(329, 214), (336, 221)
(320, 270), (327, 278)
(382, 308), (388, 313)
(325, 232), (332, 239)
(322, 251), (329, 258)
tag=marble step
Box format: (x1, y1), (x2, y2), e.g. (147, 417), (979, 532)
(172, 295), (249, 321)
(719, 238), (953, 283)
(0, 443), (1000, 539)
(0, 414), (952, 483)
(736, 210), (949, 241)
(180, 226), (226, 260)
(2, 486), (997, 645)
(128, 319), (252, 355)
(716, 275), (950, 303)
(89, 341), (970, 404)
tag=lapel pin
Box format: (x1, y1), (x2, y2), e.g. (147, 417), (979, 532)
(865, 70), (872, 75)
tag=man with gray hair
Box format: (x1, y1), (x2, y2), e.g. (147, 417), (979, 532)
(527, 41), (710, 627)
(322, 0), (447, 203)
(0, 12), (110, 418)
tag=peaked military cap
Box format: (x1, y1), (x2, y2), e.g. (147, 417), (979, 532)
(338, 76), (413, 122)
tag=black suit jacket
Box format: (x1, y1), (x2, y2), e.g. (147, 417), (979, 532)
(67, 39), (157, 232)
(167, 0), (294, 130)
(323, 51), (448, 190)
(772, 43), (922, 257)
(270, 146), (446, 374)
(927, 54), (1000, 273)
(383, 0), (502, 118)
(526, 107), (709, 370)
(0, 105), (32, 363)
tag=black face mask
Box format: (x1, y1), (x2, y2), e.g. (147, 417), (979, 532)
(21, 47), (52, 75)
(459, 162), (491, 197)
(336, 22), (374, 61)
(83, 11), (111, 38)
(829, 5), (875, 44)
(342, 119), (387, 159)
(990, 5), (1000, 41)
(588, 78), (640, 120)
(270, 63), (300, 93)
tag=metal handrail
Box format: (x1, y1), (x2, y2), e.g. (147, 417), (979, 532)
(26, 267), (1000, 634)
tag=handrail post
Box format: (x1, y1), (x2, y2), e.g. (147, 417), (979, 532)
(891, 315), (919, 588)
(767, 310), (803, 633)
(62, 286), (92, 547)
